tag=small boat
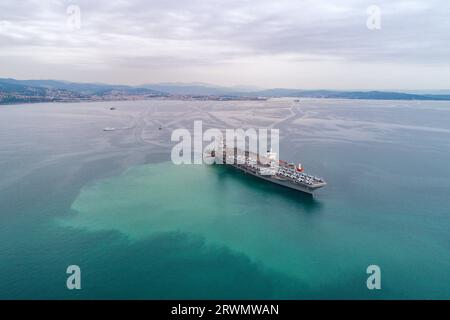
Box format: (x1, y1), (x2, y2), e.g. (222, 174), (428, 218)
(103, 127), (116, 131)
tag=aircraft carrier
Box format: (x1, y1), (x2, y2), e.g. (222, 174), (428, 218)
(208, 145), (326, 195)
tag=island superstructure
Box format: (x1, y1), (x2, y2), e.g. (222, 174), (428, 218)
(208, 144), (327, 195)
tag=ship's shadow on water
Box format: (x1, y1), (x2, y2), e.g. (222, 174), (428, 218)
(206, 164), (323, 214)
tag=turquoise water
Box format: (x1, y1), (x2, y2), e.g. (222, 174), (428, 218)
(0, 99), (449, 299)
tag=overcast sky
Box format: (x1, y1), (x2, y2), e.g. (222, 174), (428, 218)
(0, 0), (449, 89)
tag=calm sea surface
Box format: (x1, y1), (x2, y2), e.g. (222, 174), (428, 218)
(0, 98), (449, 299)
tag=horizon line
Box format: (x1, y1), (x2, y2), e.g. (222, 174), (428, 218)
(1, 77), (449, 93)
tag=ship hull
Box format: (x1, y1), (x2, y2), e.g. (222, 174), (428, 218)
(228, 163), (318, 195)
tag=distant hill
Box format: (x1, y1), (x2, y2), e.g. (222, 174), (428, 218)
(241, 89), (450, 100)
(140, 83), (237, 96)
(0, 78), (167, 104)
(140, 83), (263, 96)
(0, 79), (83, 104)
(0, 78), (165, 96)
(141, 83), (450, 100)
(1, 78), (450, 104)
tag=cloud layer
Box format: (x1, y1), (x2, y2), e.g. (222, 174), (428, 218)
(0, 0), (449, 89)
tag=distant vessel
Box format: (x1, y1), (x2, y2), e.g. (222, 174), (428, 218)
(208, 144), (326, 195)
(103, 125), (134, 131)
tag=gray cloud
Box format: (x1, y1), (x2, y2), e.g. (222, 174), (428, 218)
(0, 0), (449, 88)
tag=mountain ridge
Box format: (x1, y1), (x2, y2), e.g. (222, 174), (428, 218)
(1, 78), (450, 104)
